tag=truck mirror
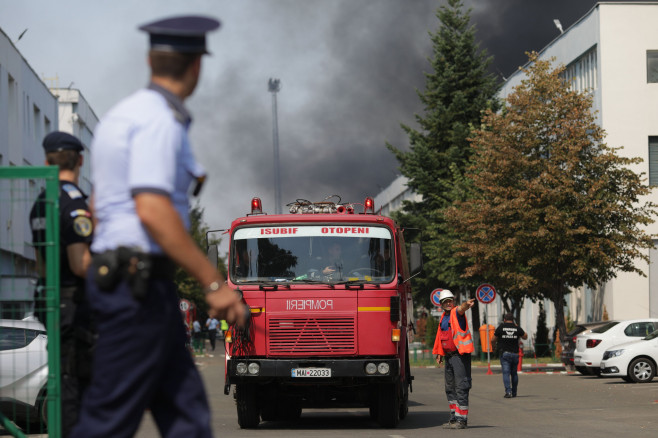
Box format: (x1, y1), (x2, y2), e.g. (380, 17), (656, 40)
(207, 244), (219, 268)
(409, 243), (422, 275)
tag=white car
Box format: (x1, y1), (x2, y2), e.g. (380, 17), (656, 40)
(573, 318), (658, 376)
(600, 329), (658, 382)
(0, 318), (48, 430)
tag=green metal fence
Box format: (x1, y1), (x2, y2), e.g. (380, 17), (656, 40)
(0, 167), (60, 437)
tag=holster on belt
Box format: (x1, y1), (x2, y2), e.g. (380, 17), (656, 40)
(92, 247), (175, 301)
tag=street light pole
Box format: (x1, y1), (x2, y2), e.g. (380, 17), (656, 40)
(268, 78), (282, 214)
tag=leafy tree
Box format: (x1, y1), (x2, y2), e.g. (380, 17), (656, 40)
(424, 314), (439, 350)
(445, 53), (656, 342)
(387, 0), (499, 310)
(175, 203), (225, 320)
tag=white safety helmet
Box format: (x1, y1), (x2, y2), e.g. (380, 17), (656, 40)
(439, 289), (455, 303)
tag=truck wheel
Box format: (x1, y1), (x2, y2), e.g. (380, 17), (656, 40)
(377, 382), (400, 428)
(260, 403), (277, 422)
(236, 384), (260, 428)
(399, 381), (409, 420)
(400, 345), (410, 420)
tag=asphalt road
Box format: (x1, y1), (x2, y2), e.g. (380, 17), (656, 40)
(132, 345), (658, 438)
(5, 344), (655, 437)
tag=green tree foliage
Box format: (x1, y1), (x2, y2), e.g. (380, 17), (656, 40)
(445, 53), (656, 342)
(424, 314), (439, 350)
(387, 0), (499, 307)
(175, 203), (225, 320)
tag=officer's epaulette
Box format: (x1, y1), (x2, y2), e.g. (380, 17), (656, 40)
(62, 183), (83, 199)
(167, 102), (190, 126)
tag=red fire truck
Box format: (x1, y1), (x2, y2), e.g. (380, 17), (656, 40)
(216, 196), (422, 428)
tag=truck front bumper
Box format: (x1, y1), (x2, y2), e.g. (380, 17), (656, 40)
(227, 358), (400, 384)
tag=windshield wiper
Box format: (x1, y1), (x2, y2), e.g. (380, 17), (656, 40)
(334, 279), (366, 289)
(258, 281), (291, 290)
(291, 278), (325, 283)
(334, 279), (382, 289)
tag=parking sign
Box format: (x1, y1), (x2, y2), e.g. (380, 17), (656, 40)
(430, 289), (444, 307)
(476, 284), (496, 304)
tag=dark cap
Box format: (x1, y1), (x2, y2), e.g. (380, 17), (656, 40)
(42, 131), (84, 153)
(138, 15), (220, 54)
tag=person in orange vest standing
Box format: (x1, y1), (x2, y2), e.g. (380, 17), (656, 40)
(433, 290), (476, 429)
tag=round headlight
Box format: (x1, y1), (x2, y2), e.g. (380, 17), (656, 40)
(236, 362), (247, 374)
(377, 363), (390, 375)
(248, 362), (260, 375)
(365, 363), (377, 375)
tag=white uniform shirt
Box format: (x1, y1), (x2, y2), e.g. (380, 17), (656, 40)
(90, 85), (205, 254)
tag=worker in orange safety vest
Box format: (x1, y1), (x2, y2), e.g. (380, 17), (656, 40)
(433, 289), (475, 429)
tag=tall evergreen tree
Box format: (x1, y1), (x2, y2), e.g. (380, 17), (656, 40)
(446, 53), (656, 342)
(175, 203), (225, 319)
(387, 0), (499, 308)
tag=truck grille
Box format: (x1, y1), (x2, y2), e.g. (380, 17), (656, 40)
(267, 317), (356, 355)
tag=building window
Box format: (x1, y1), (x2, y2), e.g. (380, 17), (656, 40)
(8, 74), (17, 130)
(649, 137), (658, 186)
(33, 104), (41, 143)
(563, 46), (597, 93)
(647, 51), (658, 83)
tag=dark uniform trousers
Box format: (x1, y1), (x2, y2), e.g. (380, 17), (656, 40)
(59, 286), (94, 438)
(444, 352), (472, 422)
(71, 274), (212, 438)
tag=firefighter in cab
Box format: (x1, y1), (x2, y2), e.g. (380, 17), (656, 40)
(433, 290), (475, 430)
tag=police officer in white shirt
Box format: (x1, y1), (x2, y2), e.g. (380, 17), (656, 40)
(71, 16), (246, 438)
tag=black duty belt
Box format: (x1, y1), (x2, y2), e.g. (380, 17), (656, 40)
(92, 247), (175, 299)
(444, 350), (460, 358)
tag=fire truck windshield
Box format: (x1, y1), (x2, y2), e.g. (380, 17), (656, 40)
(230, 225), (395, 284)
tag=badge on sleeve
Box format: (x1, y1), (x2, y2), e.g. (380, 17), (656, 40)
(73, 216), (93, 237)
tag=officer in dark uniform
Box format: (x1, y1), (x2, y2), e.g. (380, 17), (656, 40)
(71, 16), (247, 438)
(30, 131), (95, 437)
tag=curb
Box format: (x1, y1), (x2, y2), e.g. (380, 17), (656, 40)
(414, 363), (572, 374)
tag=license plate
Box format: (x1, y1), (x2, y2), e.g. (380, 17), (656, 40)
(291, 368), (331, 378)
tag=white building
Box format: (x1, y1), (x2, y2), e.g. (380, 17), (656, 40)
(50, 88), (98, 194)
(373, 175), (421, 217)
(0, 27), (97, 318)
(498, 1), (658, 325)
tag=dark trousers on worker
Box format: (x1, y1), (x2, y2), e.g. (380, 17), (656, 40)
(208, 330), (216, 351)
(444, 352), (472, 423)
(500, 351), (520, 396)
(71, 276), (212, 438)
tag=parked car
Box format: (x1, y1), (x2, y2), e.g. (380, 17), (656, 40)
(574, 318), (658, 376)
(560, 321), (609, 372)
(599, 329), (658, 383)
(0, 318), (48, 431)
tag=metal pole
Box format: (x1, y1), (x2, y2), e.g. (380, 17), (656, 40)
(486, 305), (493, 375)
(268, 78), (282, 214)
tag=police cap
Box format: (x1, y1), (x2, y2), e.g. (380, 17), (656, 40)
(138, 15), (220, 54)
(42, 131), (84, 153)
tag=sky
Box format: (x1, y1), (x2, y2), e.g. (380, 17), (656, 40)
(0, 0), (645, 252)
